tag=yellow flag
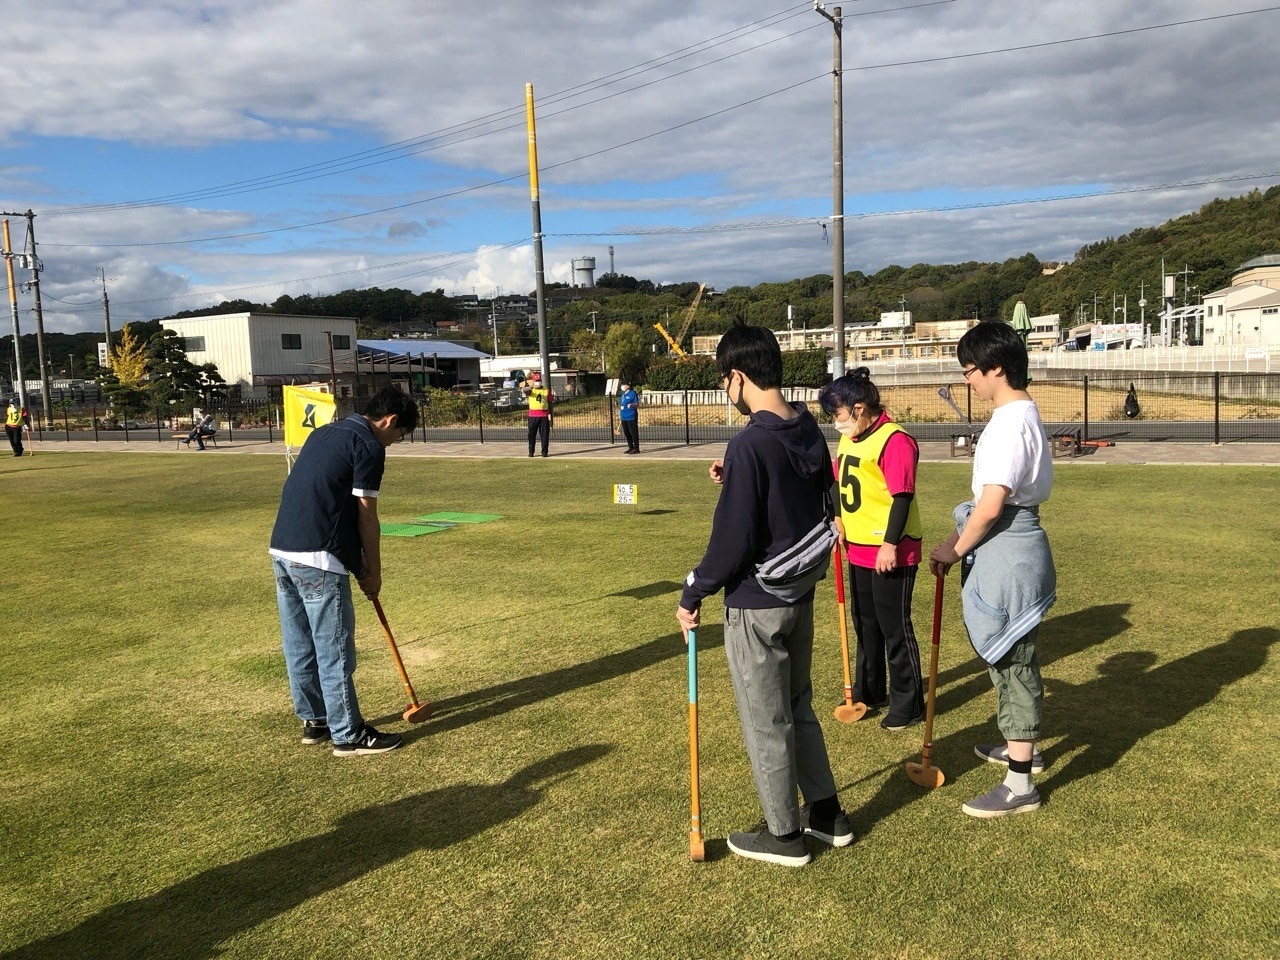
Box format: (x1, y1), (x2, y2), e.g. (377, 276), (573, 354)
(283, 386), (337, 449)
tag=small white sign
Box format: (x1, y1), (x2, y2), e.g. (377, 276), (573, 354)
(97, 342), (109, 365)
(612, 483), (638, 505)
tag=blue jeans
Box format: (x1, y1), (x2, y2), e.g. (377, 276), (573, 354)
(273, 558), (363, 744)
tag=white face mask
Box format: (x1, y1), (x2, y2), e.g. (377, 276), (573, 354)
(834, 417), (856, 437)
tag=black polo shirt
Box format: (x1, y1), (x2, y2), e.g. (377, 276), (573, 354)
(269, 415), (385, 574)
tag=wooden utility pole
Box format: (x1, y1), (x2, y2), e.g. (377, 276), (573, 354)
(2, 210), (53, 424)
(2, 220), (27, 411)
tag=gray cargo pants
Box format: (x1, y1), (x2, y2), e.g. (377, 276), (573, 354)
(723, 603), (839, 836)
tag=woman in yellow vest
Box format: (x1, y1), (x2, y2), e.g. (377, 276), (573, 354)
(522, 371), (554, 458)
(818, 368), (925, 730)
(5, 397), (26, 457)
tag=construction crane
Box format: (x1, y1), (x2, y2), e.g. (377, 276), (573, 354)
(653, 283), (706, 360)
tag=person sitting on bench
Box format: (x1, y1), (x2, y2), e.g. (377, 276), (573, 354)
(183, 408), (217, 450)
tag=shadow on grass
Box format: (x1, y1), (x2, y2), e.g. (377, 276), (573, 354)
(930, 602), (1134, 716)
(3, 744), (612, 960)
(395, 579), (687, 645)
(1037, 625), (1278, 796)
(382, 628), (724, 739)
(847, 625), (1276, 829)
(608, 580), (682, 600)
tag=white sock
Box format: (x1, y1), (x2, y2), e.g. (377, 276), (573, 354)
(1003, 767), (1033, 796)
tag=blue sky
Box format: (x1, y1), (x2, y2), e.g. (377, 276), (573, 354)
(1, 0), (1277, 333)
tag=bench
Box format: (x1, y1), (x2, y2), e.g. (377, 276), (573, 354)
(949, 432), (979, 458)
(174, 431), (219, 449)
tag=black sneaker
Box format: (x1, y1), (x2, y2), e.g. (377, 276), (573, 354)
(726, 823), (811, 867)
(800, 804), (854, 847)
(881, 714), (923, 731)
(301, 719), (330, 745)
(332, 724), (403, 757)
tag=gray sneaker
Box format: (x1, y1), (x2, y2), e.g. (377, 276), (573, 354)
(974, 743), (1045, 774)
(727, 824), (811, 866)
(800, 804), (854, 847)
(962, 784), (1042, 819)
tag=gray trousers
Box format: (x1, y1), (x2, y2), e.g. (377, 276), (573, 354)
(723, 603), (839, 835)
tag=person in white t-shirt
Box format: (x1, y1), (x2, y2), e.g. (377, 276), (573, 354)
(929, 321), (1056, 820)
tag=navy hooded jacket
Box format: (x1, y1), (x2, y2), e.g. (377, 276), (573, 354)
(681, 404), (833, 611)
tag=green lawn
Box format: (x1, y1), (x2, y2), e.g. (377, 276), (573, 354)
(1, 453), (1277, 960)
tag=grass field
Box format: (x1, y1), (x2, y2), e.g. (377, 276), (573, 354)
(1, 452), (1277, 960)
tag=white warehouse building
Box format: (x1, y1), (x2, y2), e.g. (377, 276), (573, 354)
(161, 312), (359, 399)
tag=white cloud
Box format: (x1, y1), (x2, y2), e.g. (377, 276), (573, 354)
(1, 0), (1276, 332)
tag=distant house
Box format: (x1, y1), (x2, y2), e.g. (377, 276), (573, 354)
(1202, 254), (1280, 346)
(161, 312), (359, 400)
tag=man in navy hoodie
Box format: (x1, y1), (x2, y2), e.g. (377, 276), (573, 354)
(677, 322), (850, 867)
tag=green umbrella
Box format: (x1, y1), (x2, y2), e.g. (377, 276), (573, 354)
(1010, 300), (1031, 345)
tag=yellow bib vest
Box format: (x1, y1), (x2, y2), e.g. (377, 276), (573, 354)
(836, 422), (922, 547)
(5, 407), (20, 428)
(527, 387), (551, 413)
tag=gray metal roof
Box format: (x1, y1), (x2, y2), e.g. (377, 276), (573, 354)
(357, 338), (491, 360)
(1238, 254), (1280, 271)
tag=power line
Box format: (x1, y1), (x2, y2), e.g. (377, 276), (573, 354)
(40, 3), (1277, 251)
(42, 2), (823, 214)
(48, 167), (1280, 316)
(548, 170), (1280, 238)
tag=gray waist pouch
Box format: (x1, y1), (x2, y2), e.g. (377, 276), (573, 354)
(753, 519), (838, 602)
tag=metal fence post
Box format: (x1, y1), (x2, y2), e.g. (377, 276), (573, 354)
(1082, 374), (1089, 442)
(608, 395), (616, 445)
(684, 389), (691, 446)
(92, 406), (99, 441)
(63, 405), (70, 440)
(1213, 371), (1221, 445)
(477, 395), (484, 444)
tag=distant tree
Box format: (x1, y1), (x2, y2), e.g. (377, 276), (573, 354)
(499, 321), (526, 353)
(603, 322), (647, 384)
(108, 327), (149, 387)
(597, 273), (639, 291)
(146, 329), (226, 408)
(568, 329), (604, 371)
(781, 349), (829, 388)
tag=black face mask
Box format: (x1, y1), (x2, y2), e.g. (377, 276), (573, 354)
(728, 373), (751, 416)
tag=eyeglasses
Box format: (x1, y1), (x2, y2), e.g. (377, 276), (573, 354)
(961, 366), (979, 380)
(396, 427), (407, 443)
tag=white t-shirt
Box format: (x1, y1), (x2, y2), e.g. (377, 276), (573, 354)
(972, 399), (1053, 506)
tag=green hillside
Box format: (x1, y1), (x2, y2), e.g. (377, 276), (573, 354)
(7, 187), (1280, 382)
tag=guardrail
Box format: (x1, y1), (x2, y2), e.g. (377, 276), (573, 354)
(23, 373), (1280, 446)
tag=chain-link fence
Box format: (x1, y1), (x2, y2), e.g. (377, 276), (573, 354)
(22, 373), (1280, 445)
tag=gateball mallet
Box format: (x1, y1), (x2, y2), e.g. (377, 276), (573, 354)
(687, 626), (705, 862)
(370, 596), (433, 723)
(832, 546), (868, 723)
(905, 574), (946, 788)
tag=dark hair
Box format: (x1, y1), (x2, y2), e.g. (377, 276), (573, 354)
(363, 387), (419, 433)
(957, 321), (1030, 389)
(716, 321), (782, 389)
(818, 367), (882, 416)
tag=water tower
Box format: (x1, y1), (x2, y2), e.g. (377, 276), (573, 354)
(571, 256), (596, 288)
